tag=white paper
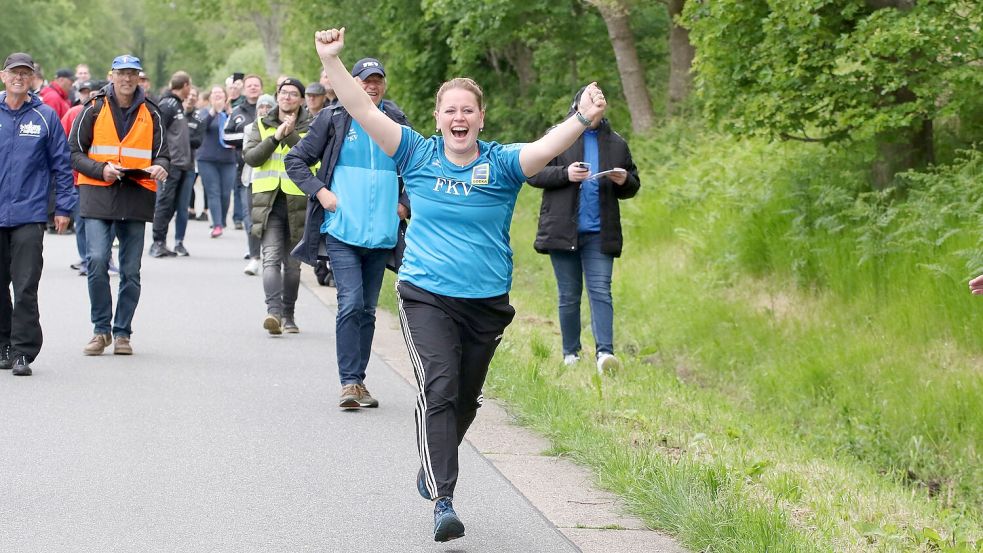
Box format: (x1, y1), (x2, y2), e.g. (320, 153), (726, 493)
(590, 168), (627, 179)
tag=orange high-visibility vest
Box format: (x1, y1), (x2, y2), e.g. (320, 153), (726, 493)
(77, 100), (157, 192)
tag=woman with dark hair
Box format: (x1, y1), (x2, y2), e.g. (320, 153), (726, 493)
(527, 87), (640, 374)
(313, 27), (607, 543)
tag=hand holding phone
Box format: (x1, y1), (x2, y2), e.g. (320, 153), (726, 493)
(568, 161), (591, 183)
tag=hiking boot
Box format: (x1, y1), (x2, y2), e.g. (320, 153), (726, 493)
(263, 314), (282, 335)
(339, 384), (362, 409)
(210, 225), (223, 238)
(433, 497), (465, 542)
(563, 353), (580, 366)
(83, 333), (112, 356)
(243, 258), (260, 276)
(149, 241), (176, 258)
(174, 242), (190, 256)
(417, 466), (433, 500)
(596, 352), (621, 375)
(11, 354), (31, 376)
(282, 316), (299, 334)
(234, 221), (244, 230)
(356, 383), (379, 408)
(114, 336), (133, 355)
(0, 344), (12, 370)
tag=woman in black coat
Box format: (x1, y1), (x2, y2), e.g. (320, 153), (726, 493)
(527, 87), (640, 374)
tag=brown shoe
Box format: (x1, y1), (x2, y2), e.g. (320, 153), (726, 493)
(263, 314), (282, 335)
(83, 334), (112, 356)
(114, 336), (133, 355)
(356, 384), (379, 408)
(339, 384), (362, 409)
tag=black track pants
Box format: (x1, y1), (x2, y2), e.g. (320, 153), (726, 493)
(396, 281), (515, 499)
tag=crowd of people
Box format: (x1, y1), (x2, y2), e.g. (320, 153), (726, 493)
(1, 29), (644, 542)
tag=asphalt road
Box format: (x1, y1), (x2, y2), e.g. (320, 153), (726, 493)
(0, 222), (579, 553)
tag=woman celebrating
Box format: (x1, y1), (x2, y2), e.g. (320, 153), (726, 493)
(196, 85), (237, 238)
(313, 27), (606, 543)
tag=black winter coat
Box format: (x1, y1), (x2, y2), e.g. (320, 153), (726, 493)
(526, 120), (639, 257)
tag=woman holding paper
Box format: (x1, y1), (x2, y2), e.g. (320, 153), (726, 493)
(527, 86), (641, 374)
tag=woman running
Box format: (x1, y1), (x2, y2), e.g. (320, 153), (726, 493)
(313, 27), (607, 543)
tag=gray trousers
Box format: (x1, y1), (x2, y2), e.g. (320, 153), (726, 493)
(261, 192), (301, 317)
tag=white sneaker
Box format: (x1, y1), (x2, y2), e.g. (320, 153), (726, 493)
(596, 353), (621, 374)
(243, 258), (260, 275)
(563, 354), (580, 366)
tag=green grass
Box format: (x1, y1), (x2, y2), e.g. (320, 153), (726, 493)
(378, 126), (983, 551)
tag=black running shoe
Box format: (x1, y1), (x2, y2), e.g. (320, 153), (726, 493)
(0, 344), (12, 370)
(417, 466), (433, 500)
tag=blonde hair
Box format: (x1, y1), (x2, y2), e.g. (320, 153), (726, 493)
(435, 78), (484, 111)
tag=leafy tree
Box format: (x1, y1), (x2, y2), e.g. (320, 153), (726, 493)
(685, 0), (983, 187)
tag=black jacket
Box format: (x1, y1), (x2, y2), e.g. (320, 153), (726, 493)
(158, 90), (199, 170)
(526, 119), (639, 257)
(69, 85), (168, 222)
(284, 100), (409, 266)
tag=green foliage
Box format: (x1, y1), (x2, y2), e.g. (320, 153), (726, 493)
(684, 0), (983, 142)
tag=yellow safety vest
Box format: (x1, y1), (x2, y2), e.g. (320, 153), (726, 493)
(251, 118), (316, 196)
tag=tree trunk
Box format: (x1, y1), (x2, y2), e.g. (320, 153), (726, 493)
(588, 0), (655, 134)
(872, 119), (934, 189)
(866, 1), (931, 188)
(667, 0), (695, 116)
(250, 5), (284, 79)
(502, 42), (536, 97)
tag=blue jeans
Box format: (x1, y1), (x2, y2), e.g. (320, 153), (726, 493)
(198, 160), (236, 229)
(548, 232), (615, 356)
(239, 183), (260, 258)
(85, 218), (145, 337)
(324, 233), (390, 385)
(74, 205), (86, 260)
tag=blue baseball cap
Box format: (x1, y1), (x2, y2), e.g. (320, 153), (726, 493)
(111, 55), (142, 71)
(351, 58), (385, 80)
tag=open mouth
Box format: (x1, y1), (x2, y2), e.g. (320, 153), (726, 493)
(451, 126), (468, 139)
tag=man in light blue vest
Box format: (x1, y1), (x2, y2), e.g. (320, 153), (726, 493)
(285, 58), (409, 409)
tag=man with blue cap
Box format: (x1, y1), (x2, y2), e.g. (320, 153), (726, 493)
(70, 54), (169, 357)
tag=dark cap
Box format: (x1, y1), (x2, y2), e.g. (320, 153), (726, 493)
(77, 80), (94, 91)
(3, 52), (35, 72)
(111, 54), (142, 71)
(305, 82), (326, 96)
(55, 68), (74, 80)
(278, 77), (305, 98)
(351, 58), (385, 80)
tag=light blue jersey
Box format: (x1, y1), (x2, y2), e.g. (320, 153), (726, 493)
(392, 126), (527, 298)
(322, 110), (400, 248)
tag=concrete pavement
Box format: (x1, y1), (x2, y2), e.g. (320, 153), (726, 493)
(0, 222), (684, 553)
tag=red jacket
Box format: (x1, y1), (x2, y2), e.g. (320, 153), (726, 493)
(40, 83), (70, 119)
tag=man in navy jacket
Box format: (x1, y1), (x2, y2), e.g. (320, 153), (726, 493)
(0, 52), (77, 376)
